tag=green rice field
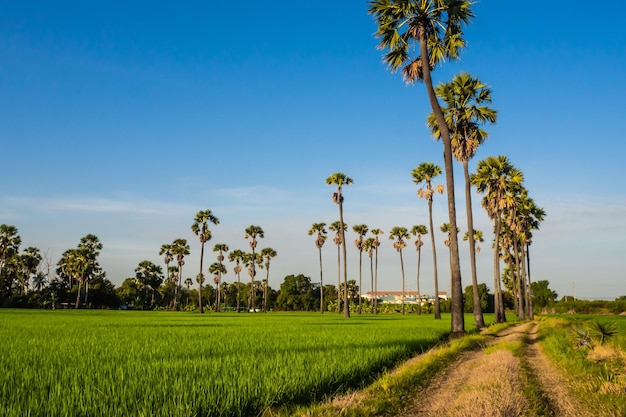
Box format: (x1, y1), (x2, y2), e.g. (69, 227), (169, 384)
(0, 310), (469, 416)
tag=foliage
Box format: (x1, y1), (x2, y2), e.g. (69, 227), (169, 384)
(463, 283), (490, 313)
(530, 280), (558, 308)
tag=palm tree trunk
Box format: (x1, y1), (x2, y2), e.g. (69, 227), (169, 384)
(419, 25), (464, 335)
(319, 248), (324, 314)
(416, 247), (422, 315)
(526, 244), (534, 319)
(336, 244), (341, 314)
(236, 271), (241, 313)
(463, 160), (485, 328)
(493, 216), (505, 323)
(428, 199), (441, 319)
(513, 235), (524, 320)
(400, 250), (405, 315)
(199, 243), (205, 314)
(75, 280), (82, 309)
(339, 202), (350, 318)
(358, 250), (363, 314)
(369, 254), (374, 314)
(374, 246), (379, 315)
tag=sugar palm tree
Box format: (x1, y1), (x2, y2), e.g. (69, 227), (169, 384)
(159, 243), (174, 305)
(411, 162), (444, 319)
(191, 210), (220, 314)
(212, 243), (229, 312)
(352, 224), (369, 314)
(243, 251), (263, 311)
(0, 224), (21, 277)
(244, 226), (264, 312)
(410, 225), (428, 315)
(228, 249), (245, 312)
(77, 234), (102, 307)
(329, 220), (348, 314)
(260, 247), (277, 313)
(184, 277), (193, 306)
(427, 72), (496, 329)
(471, 155), (524, 323)
(363, 237), (375, 314)
(389, 226), (410, 315)
(370, 228), (384, 314)
(308, 223), (327, 314)
(209, 261), (227, 311)
(171, 238), (190, 310)
(519, 199), (546, 320)
(369, 0), (474, 336)
(326, 172), (353, 318)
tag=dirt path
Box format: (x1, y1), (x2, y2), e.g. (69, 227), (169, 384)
(403, 321), (587, 417)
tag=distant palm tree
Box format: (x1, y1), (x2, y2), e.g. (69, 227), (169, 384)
(0, 224), (21, 275)
(308, 222), (327, 314)
(244, 226), (264, 312)
(228, 249), (245, 312)
(370, 228), (384, 314)
(209, 261), (227, 311)
(212, 243), (229, 312)
(389, 226), (410, 315)
(184, 277), (193, 306)
(427, 72), (496, 329)
(329, 220), (347, 314)
(171, 238), (190, 310)
(191, 210), (220, 314)
(352, 224), (369, 314)
(471, 155), (524, 323)
(326, 172), (353, 318)
(369, 0), (475, 336)
(363, 237), (375, 314)
(411, 162), (444, 319)
(260, 247), (277, 312)
(411, 225), (428, 315)
(159, 243), (174, 305)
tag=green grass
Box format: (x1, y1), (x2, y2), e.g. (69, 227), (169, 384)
(0, 310), (472, 417)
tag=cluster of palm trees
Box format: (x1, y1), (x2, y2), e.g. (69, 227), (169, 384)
(154, 212), (277, 313)
(0, 224), (45, 298)
(364, 0), (545, 333)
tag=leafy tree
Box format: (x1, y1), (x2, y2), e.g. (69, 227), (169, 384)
(276, 274), (317, 311)
(134, 260), (164, 309)
(308, 222), (327, 314)
(244, 225), (264, 312)
(352, 224), (368, 314)
(326, 172), (353, 318)
(389, 226), (410, 315)
(531, 280), (557, 309)
(369, 0), (475, 336)
(0, 224), (21, 296)
(410, 225), (428, 315)
(191, 209), (219, 314)
(464, 283), (490, 313)
(411, 162), (444, 319)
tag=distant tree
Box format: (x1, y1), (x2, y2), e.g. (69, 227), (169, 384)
(329, 220), (348, 314)
(260, 247), (277, 312)
(212, 243), (229, 312)
(308, 222), (327, 314)
(171, 239), (190, 310)
(228, 249), (246, 312)
(411, 225), (428, 315)
(464, 283), (490, 313)
(326, 172), (353, 318)
(134, 260), (163, 309)
(244, 226), (264, 312)
(370, 228), (384, 314)
(531, 280), (557, 309)
(276, 274), (317, 311)
(209, 261), (227, 311)
(364, 237), (375, 314)
(191, 209), (219, 314)
(352, 224), (369, 314)
(0, 224), (21, 295)
(389, 226), (410, 315)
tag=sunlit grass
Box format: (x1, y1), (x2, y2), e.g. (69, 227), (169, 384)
(0, 310), (464, 416)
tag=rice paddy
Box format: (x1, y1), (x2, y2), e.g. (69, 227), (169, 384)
(0, 310), (456, 416)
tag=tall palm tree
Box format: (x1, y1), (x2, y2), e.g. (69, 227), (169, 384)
(244, 226), (264, 312)
(410, 225), (428, 315)
(191, 210), (220, 314)
(329, 220), (347, 314)
(209, 261), (227, 312)
(308, 222), (327, 314)
(0, 224), (21, 277)
(389, 226), (410, 315)
(370, 228), (384, 314)
(243, 251), (263, 311)
(228, 249), (245, 312)
(369, 0), (474, 336)
(260, 247), (277, 313)
(352, 224), (369, 314)
(212, 243), (229, 312)
(363, 237), (375, 314)
(77, 234), (102, 307)
(171, 238), (190, 310)
(411, 162), (444, 319)
(471, 155), (524, 323)
(519, 199), (546, 320)
(427, 72), (497, 329)
(326, 172), (353, 318)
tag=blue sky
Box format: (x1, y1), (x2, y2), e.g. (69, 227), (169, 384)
(1, 1), (625, 299)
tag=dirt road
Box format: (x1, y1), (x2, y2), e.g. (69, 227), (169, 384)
(404, 321), (588, 417)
